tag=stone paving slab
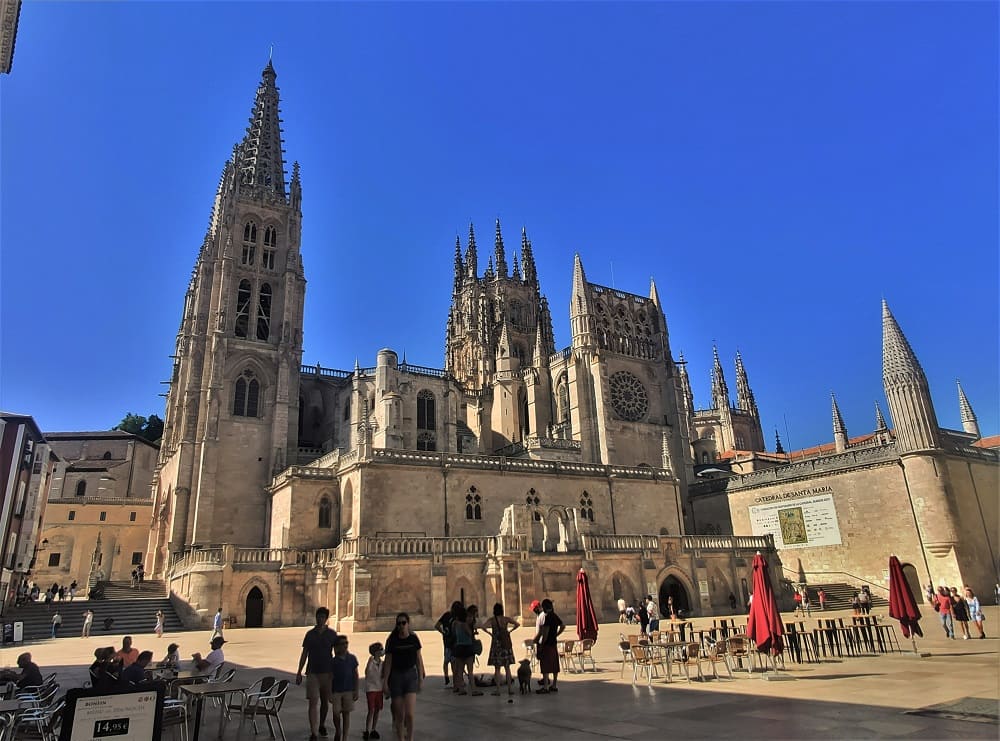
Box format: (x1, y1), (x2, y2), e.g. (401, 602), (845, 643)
(0, 606), (996, 739)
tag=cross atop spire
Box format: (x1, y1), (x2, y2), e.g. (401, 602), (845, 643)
(235, 62), (288, 197)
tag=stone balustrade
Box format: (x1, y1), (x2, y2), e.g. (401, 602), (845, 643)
(681, 534), (774, 552)
(582, 534), (660, 552)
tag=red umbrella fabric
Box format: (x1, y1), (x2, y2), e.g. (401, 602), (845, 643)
(888, 555), (923, 638)
(575, 568), (599, 642)
(746, 552), (784, 656)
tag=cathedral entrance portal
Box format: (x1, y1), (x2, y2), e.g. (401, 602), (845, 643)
(245, 587), (264, 628)
(659, 576), (690, 618)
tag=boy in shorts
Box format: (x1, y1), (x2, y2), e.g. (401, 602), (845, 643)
(331, 634), (359, 741)
(363, 642), (384, 740)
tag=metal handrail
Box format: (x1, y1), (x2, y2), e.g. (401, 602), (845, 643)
(781, 566), (889, 595)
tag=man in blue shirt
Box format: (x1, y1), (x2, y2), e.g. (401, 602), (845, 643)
(331, 635), (359, 741)
(296, 607), (338, 741)
(121, 651), (153, 685)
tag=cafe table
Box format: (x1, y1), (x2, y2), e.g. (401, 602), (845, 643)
(179, 679), (250, 741)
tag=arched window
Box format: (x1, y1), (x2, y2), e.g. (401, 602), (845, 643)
(256, 283), (272, 341)
(518, 388), (529, 439)
(235, 279), (252, 338)
(579, 491), (594, 522)
(343, 397), (351, 421)
(526, 488), (541, 521)
(318, 497), (332, 529)
(465, 487), (482, 520)
(242, 222), (257, 265)
(234, 369), (261, 417)
(417, 390), (436, 451)
(75, 480), (86, 497)
(102, 451), (112, 460)
(263, 226), (277, 247)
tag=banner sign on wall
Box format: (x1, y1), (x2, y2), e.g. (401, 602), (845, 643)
(748, 490), (842, 550)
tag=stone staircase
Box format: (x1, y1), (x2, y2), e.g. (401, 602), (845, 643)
(2, 580), (186, 643)
(806, 582), (888, 611)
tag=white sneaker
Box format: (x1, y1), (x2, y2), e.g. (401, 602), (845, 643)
(962, 635), (969, 640)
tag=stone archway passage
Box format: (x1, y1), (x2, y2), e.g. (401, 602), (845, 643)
(245, 586), (264, 628)
(659, 576), (691, 619)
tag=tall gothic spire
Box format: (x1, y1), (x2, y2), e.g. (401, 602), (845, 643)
(465, 223), (478, 278)
(832, 393), (848, 452)
(235, 61), (287, 196)
(956, 379), (981, 438)
(453, 236), (464, 294)
(570, 253), (594, 350)
(711, 346), (730, 410)
(494, 219), (508, 279)
(512, 251), (521, 281)
(874, 401), (888, 431)
(521, 228), (537, 284)
(649, 277), (662, 307)
(677, 352), (694, 413)
(734, 351), (758, 416)
(881, 299), (940, 452)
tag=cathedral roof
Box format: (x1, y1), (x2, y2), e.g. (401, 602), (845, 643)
(971, 435), (1000, 450)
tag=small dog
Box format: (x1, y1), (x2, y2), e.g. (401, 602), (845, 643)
(517, 659), (532, 695)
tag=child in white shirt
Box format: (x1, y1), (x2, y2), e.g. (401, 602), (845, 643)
(363, 642), (384, 740)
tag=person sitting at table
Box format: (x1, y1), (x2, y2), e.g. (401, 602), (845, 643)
(89, 647), (119, 690)
(121, 651), (154, 685)
(157, 643), (182, 670)
(0, 652), (44, 689)
(114, 636), (140, 668)
(192, 636), (225, 673)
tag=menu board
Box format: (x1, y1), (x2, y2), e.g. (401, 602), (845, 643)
(60, 686), (163, 741)
(748, 491), (842, 550)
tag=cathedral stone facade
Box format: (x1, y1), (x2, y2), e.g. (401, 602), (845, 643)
(147, 64), (996, 632)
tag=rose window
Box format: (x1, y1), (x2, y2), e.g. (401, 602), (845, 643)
(610, 371), (648, 421)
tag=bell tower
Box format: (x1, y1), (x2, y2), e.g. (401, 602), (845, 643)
(149, 62), (305, 569)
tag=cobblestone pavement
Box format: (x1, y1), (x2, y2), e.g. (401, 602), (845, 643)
(2, 606), (996, 739)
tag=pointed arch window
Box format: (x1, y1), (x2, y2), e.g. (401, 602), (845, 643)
(318, 497), (332, 529)
(75, 480), (87, 497)
(242, 222), (257, 265)
(235, 279), (252, 338)
(580, 491), (594, 522)
(343, 397), (351, 422)
(417, 390), (436, 451)
(233, 369), (261, 417)
(262, 226), (277, 270)
(256, 283), (272, 341)
(465, 486), (482, 520)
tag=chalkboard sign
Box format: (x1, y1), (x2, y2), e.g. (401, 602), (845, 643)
(60, 684), (164, 741)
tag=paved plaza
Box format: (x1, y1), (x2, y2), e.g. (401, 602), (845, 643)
(1, 607), (996, 739)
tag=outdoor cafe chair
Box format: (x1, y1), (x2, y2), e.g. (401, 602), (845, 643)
(226, 675), (276, 723)
(522, 639), (538, 670)
(15, 683), (59, 711)
(247, 678), (289, 741)
(557, 640), (578, 672)
(670, 642), (705, 682)
(724, 635), (756, 675)
(11, 698), (64, 741)
(573, 639), (597, 672)
(161, 698), (189, 741)
(618, 635), (635, 678)
(630, 645), (660, 685)
(703, 639), (733, 679)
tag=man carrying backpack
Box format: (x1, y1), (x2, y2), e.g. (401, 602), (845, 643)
(434, 601), (462, 687)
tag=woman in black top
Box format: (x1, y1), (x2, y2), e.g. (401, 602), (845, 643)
(382, 612), (424, 741)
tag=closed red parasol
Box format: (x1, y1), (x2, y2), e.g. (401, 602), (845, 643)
(746, 552), (784, 657)
(576, 568), (599, 642)
(888, 555), (923, 639)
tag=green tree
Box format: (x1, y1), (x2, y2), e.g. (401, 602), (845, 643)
(114, 413), (164, 443)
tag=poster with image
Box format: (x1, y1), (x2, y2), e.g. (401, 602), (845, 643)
(748, 490), (842, 549)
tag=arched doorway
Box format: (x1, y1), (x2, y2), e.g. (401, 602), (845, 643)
(659, 576), (691, 618)
(245, 587), (264, 628)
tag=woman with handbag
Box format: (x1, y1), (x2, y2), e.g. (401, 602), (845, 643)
(965, 587), (986, 639)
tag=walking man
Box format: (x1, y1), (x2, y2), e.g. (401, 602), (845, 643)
(81, 609), (94, 638)
(211, 608), (224, 641)
(296, 607), (338, 741)
(51, 611), (62, 639)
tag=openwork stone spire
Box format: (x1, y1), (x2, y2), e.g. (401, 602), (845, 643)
(875, 401), (888, 431)
(235, 61), (287, 196)
(881, 299), (940, 452)
(711, 346), (730, 410)
(956, 379), (980, 438)
(735, 351), (758, 416)
(494, 219), (508, 279)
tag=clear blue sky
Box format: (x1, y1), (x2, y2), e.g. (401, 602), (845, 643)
(1, 2), (997, 451)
